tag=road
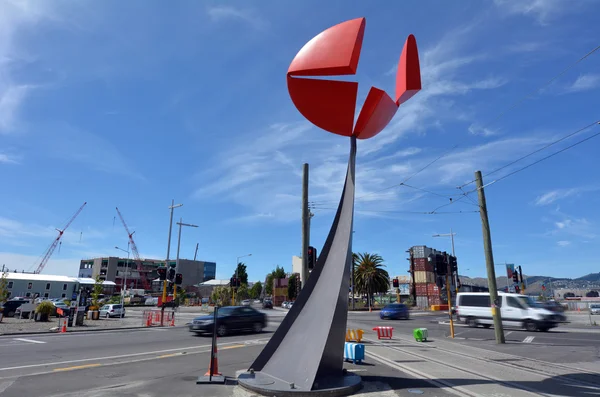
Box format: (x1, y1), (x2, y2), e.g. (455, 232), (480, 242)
(0, 307), (599, 396)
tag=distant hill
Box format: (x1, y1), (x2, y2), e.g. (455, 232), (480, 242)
(458, 273), (600, 295)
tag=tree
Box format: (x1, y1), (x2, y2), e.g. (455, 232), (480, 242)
(236, 284), (250, 303)
(272, 266), (286, 279)
(250, 281), (263, 299)
(0, 270), (9, 303)
(288, 274), (297, 301)
(353, 252), (390, 311)
(211, 286), (232, 307)
(232, 262), (249, 285)
(91, 275), (104, 309)
(265, 274), (274, 296)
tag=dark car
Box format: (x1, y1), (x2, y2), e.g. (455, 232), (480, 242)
(189, 306), (267, 336)
(262, 299), (273, 309)
(0, 299), (29, 317)
(380, 303), (409, 320)
(541, 301), (568, 322)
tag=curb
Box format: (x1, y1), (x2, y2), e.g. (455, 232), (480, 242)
(0, 324), (187, 337)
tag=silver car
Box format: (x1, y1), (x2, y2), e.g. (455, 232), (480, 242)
(590, 304), (600, 315)
(99, 304), (125, 318)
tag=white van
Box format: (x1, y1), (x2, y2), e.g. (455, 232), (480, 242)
(456, 292), (560, 332)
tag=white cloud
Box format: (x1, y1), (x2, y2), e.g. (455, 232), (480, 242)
(0, 153), (19, 164)
(545, 209), (597, 240)
(468, 123), (498, 137)
(534, 186), (597, 206)
(493, 0), (576, 25)
(0, 84), (32, 133)
(206, 6), (267, 30)
(556, 240), (571, 247)
(565, 74), (600, 93)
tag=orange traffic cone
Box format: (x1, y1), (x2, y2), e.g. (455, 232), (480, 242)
(60, 318), (67, 333)
(204, 344), (222, 376)
(146, 313), (152, 327)
(170, 314), (175, 327)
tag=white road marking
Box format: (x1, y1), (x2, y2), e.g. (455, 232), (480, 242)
(13, 338), (46, 344)
(0, 338), (269, 372)
(523, 336), (535, 343)
(505, 331), (513, 336)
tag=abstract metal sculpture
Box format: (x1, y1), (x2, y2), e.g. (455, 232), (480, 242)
(239, 17), (421, 396)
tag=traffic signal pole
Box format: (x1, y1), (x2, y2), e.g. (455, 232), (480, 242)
(446, 256), (455, 338)
(475, 171), (505, 344)
(301, 163), (309, 288)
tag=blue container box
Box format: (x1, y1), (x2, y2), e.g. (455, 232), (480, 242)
(344, 342), (365, 364)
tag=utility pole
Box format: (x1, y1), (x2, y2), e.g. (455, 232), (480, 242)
(475, 170), (505, 344)
(445, 253), (455, 338)
(164, 200), (182, 326)
(301, 163), (309, 288)
(194, 243), (199, 261)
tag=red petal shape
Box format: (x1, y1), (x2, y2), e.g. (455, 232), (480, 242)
(288, 18), (366, 77)
(395, 34), (422, 105)
(353, 87), (398, 140)
(287, 76), (358, 136)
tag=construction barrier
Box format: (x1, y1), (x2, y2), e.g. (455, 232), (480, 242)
(345, 329), (364, 342)
(430, 304), (449, 311)
(413, 327), (428, 342)
(142, 309), (175, 327)
(343, 342), (365, 364)
(372, 326), (394, 340)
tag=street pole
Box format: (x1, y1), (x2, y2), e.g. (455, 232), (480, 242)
(351, 230), (355, 310)
(301, 163), (309, 289)
(475, 170), (505, 344)
(174, 219), (199, 304)
(194, 243), (199, 261)
(446, 254), (455, 338)
(164, 200), (182, 326)
(115, 244), (130, 321)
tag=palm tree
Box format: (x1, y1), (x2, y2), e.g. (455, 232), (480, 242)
(353, 252), (390, 311)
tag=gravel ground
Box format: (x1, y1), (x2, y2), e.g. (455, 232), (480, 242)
(0, 310), (189, 335)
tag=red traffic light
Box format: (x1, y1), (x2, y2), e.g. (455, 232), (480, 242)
(392, 278), (399, 288)
(175, 273), (183, 285)
(157, 267), (167, 281)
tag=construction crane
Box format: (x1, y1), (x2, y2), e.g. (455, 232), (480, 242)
(115, 207), (151, 291)
(35, 202), (87, 274)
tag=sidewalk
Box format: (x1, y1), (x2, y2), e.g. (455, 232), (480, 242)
(362, 332), (600, 396)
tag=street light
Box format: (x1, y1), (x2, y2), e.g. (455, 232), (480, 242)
(115, 243), (130, 319)
(166, 200), (183, 263)
(233, 254), (252, 305)
(175, 218), (199, 274)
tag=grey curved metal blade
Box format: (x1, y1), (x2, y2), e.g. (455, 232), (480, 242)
(248, 137), (356, 390)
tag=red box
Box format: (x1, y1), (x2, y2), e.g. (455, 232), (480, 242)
(415, 284), (428, 296)
(427, 283), (439, 295)
(413, 257), (433, 272)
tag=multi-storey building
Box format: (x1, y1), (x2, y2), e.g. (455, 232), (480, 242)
(79, 257), (216, 291)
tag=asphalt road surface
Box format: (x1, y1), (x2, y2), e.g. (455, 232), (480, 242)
(1, 308), (599, 396)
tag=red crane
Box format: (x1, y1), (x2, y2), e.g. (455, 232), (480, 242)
(35, 202), (87, 274)
(115, 207), (151, 291)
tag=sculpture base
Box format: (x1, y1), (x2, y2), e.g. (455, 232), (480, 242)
(238, 371), (362, 397)
(196, 375), (226, 384)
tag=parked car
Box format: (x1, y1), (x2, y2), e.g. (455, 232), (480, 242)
(380, 303), (410, 320)
(262, 299), (273, 309)
(456, 292), (560, 332)
(0, 299), (29, 317)
(189, 306), (267, 336)
(288, 301), (294, 309)
(536, 300), (567, 322)
(99, 304), (125, 318)
(590, 304), (600, 315)
(282, 301), (289, 309)
(254, 299), (261, 304)
(241, 299), (251, 306)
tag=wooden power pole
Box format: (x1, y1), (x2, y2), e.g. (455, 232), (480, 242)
(475, 170), (505, 344)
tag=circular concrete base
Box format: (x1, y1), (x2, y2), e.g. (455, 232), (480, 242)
(238, 372), (362, 397)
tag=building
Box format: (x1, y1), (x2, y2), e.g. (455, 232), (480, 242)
(292, 256), (302, 275)
(79, 257), (216, 291)
(4, 272), (116, 300)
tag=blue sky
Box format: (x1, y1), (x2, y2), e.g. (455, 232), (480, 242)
(1, 0), (599, 282)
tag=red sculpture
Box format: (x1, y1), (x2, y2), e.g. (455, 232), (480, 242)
(287, 17), (421, 139)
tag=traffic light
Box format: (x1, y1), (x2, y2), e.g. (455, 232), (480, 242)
(449, 256), (458, 273)
(512, 271), (519, 283)
(392, 278), (399, 288)
(434, 254), (447, 275)
(307, 246), (317, 270)
(157, 267), (167, 281)
(515, 285), (520, 293)
(175, 273), (183, 285)
(168, 267), (176, 281)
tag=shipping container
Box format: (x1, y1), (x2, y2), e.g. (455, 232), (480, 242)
(427, 283), (440, 296)
(414, 271), (436, 284)
(415, 283), (428, 296)
(428, 295), (441, 306)
(416, 296), (429, 308)
(410, 245), (433, 259)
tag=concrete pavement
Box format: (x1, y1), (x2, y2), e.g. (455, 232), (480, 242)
(1, 308), (600, 396)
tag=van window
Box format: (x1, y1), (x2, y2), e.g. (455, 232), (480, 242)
(507, 297), (527, 309)
(460, 295), (491, 307)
